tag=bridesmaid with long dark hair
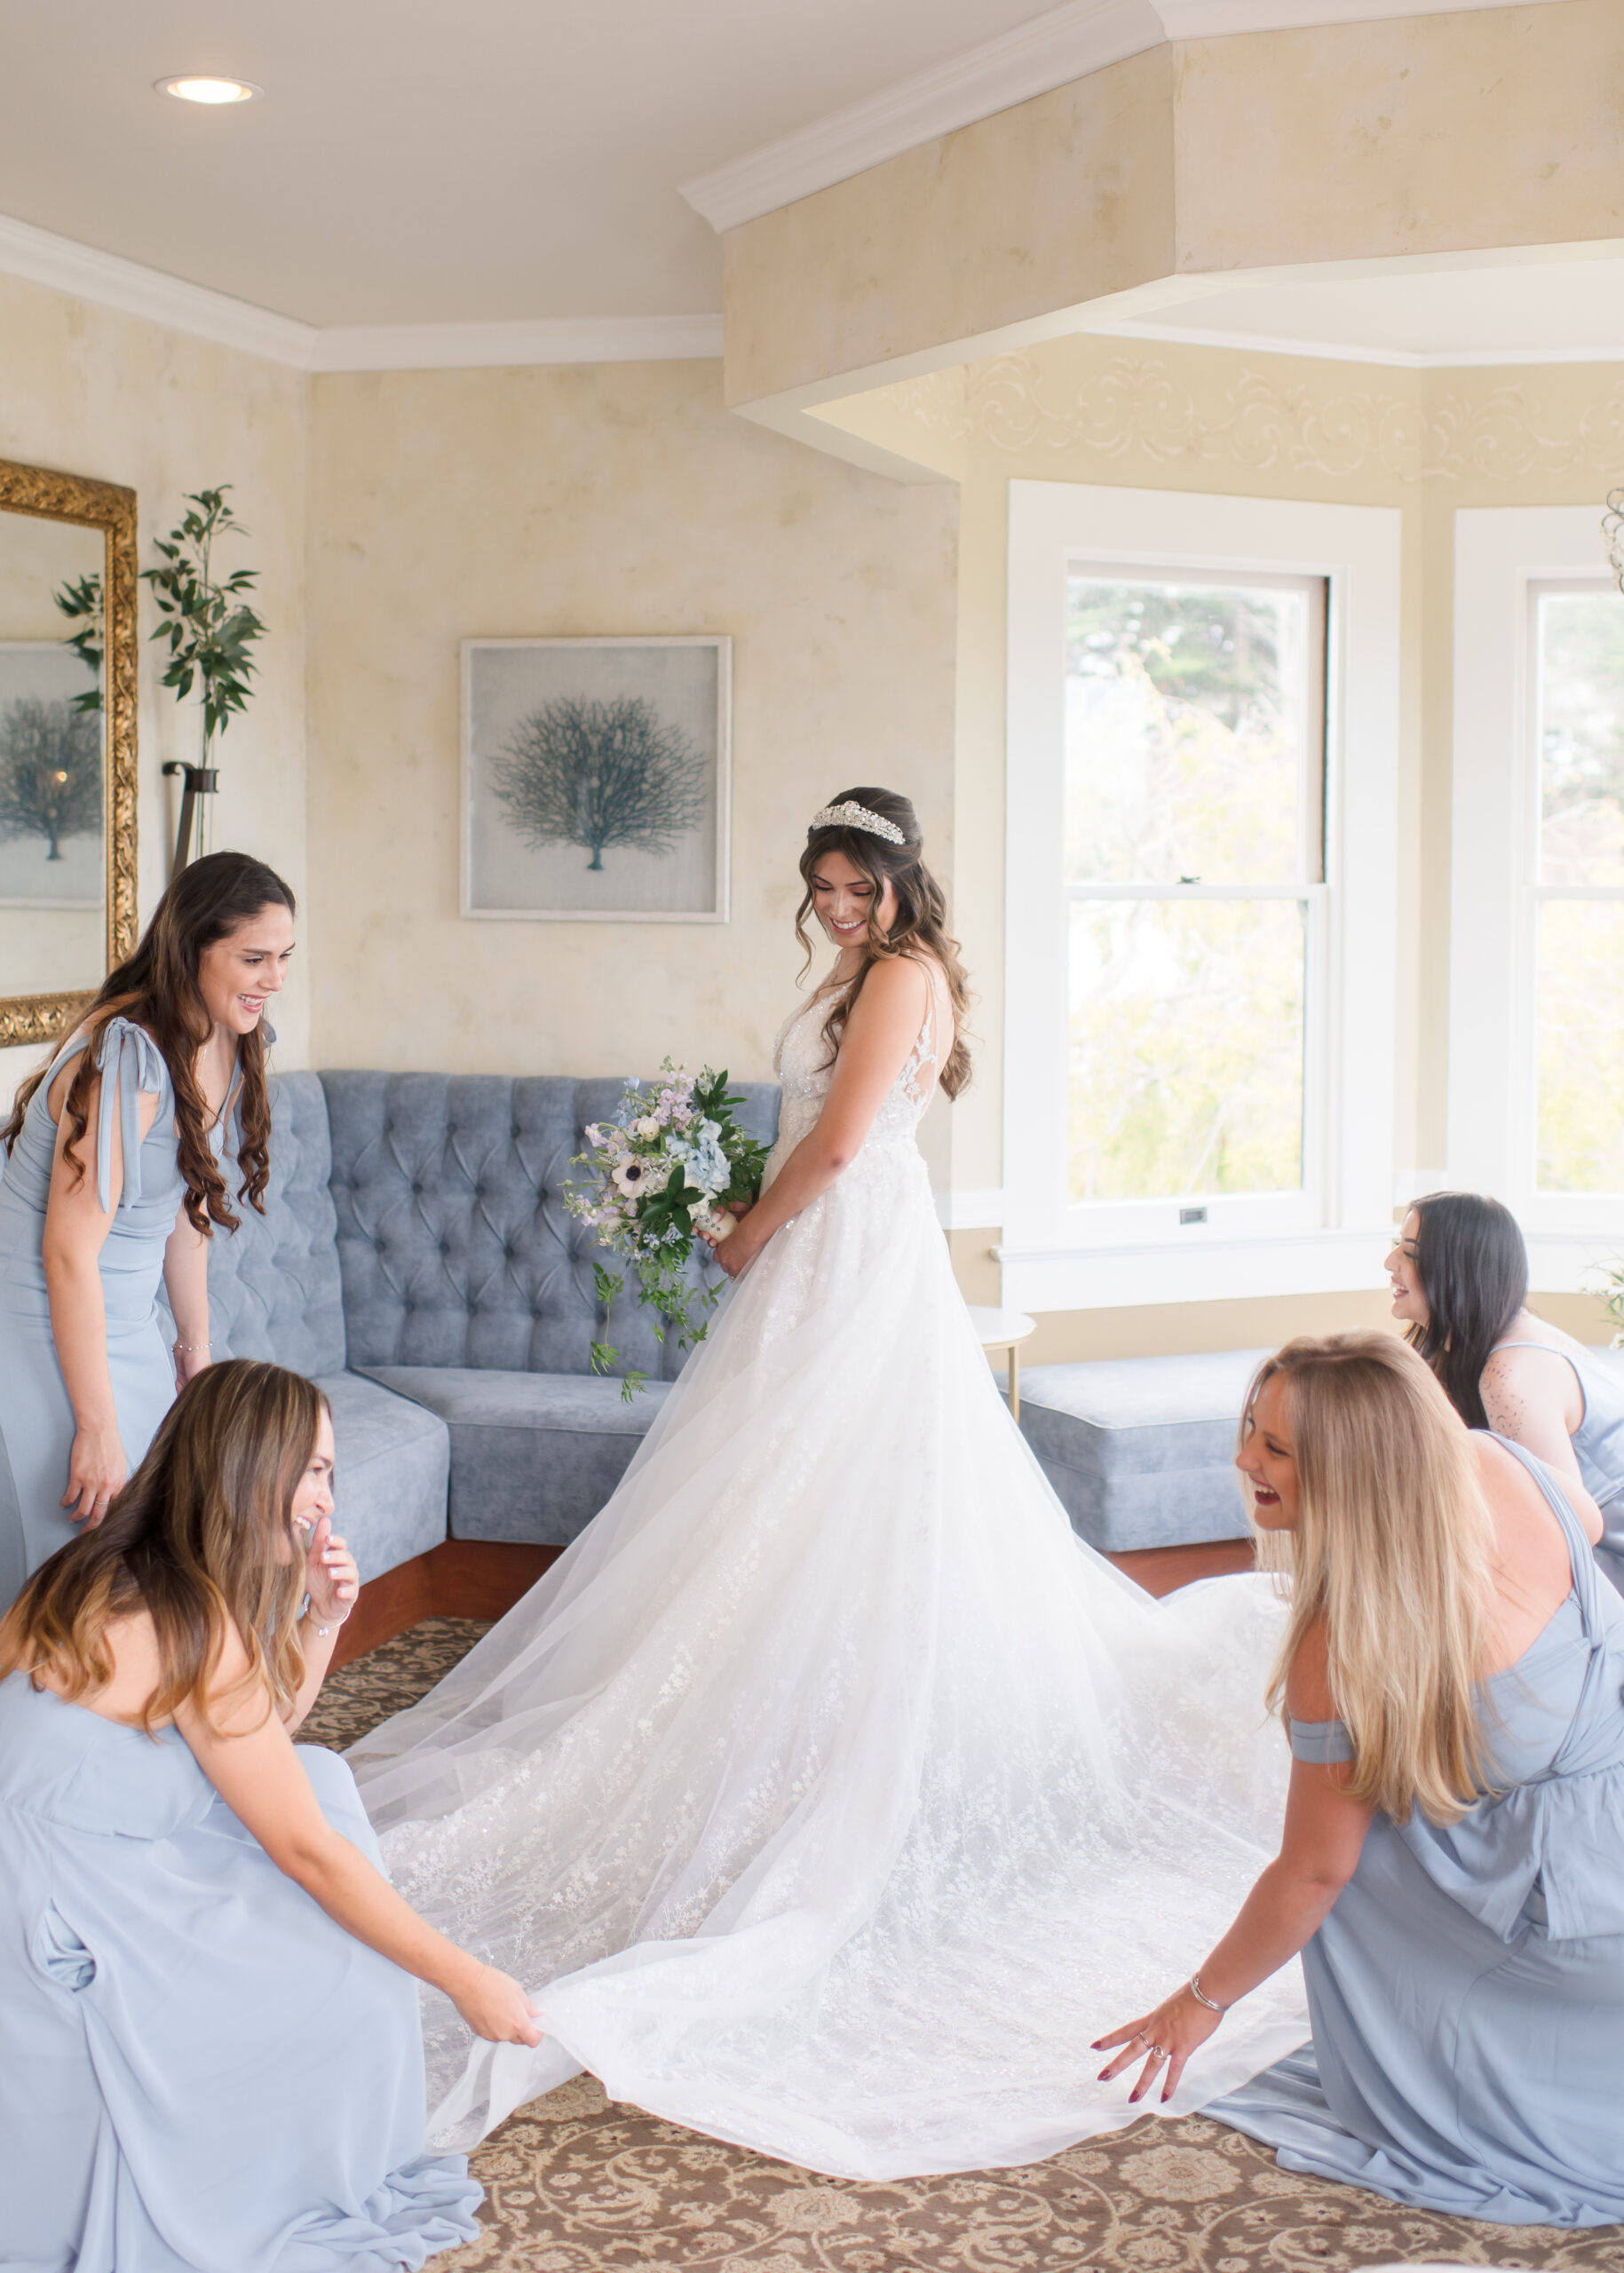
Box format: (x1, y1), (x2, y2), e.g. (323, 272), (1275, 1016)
(0, 851), (294, 1605)
(1387, 1192), (1624, 1591)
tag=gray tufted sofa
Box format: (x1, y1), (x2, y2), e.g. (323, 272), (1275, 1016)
(194, 1070), (780, 1583)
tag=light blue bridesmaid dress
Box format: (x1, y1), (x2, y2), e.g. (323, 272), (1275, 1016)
(0, 1673), (483, 2270)
(1490, 1334), (1624, 1596)
(1215, 1437), (1624, 2226)
(0, 1019), (210, 1608)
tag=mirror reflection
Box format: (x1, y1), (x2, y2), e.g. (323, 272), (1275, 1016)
(0, 512), (107, 1002)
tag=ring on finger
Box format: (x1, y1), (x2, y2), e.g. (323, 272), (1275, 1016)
(1145, 2044), (1168, 2063)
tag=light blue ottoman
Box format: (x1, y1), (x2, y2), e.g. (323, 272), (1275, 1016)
(1017, 1350), (1273, 1552)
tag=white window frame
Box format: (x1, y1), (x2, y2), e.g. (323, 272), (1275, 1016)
(1449, 506), (1624, 1290)
(1001, 481), (1401, 1313)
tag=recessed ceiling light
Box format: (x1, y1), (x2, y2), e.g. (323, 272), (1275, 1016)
(154, 75), (264, 106)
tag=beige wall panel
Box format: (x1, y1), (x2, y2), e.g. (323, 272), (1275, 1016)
(0, 273), (310, 1111)
(947, 1235), (1617, 1358)
(1174, 1), (1624, 277)
(724, 3), (1621, 416)
(723, 46), (1176, 408)
(305, 361), (958, 1092)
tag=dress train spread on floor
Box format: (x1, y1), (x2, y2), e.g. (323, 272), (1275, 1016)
(350, 980), (1308, 2180)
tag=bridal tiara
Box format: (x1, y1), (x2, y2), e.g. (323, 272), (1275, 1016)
(808, 801), (907, 846)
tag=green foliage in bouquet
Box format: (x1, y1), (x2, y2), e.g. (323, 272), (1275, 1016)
(566, 1062), (770, 1401)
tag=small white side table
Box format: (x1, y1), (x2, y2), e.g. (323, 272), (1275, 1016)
(966, 1304), (1038, 1422)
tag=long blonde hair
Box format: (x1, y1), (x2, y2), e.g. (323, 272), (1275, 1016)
(0, 1361), (323, 1734)
(1246, 1332), (1495, 1825)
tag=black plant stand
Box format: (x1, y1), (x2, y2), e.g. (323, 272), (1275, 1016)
(162, 762), (218, 873)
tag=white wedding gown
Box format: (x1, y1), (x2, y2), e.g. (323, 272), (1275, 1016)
(349, 975), (1310, 2180)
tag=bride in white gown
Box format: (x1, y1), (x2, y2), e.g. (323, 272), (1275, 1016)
(349, 788), (1310, 2181)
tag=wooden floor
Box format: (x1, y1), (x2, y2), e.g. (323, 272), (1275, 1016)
(334, 1532), (1255, 1665)
(1107, 1537), (1256, 1597)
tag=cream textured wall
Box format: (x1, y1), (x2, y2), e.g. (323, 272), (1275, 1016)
(304, 361), (958, 1111)
(0, 271), (310, 1110)
(722, 0), (1623, 410)
(825, 335), (1624, 1350)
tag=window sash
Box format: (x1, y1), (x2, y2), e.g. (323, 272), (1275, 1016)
(1003, 481), (1400, 1303)
(1447, 512), (1624, 1263)
(1063, 564), (1328, 891)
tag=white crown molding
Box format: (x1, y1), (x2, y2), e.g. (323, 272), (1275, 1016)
(0, 210), (315, 367)
(1087, 314), (1624, 369)
(309, 314), (725, 372)
(680, 0), (1165, 234)
(1156, 0), (1560, 32)
(0, 211), (723, 373)
(681, 0), (1565, 234)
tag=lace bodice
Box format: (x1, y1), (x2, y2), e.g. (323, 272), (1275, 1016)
(769, 963), (948, 1160)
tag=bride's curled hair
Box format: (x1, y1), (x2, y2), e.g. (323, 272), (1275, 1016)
(795, 786), (973, 1098)
(1245, 1331), (1495, 1826)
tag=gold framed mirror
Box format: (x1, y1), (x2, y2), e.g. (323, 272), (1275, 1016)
(0, 456), (139, 1049)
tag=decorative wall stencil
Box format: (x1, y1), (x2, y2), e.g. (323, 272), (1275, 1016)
(462, 636), (731, 923)
(875, 354), (1624, 487)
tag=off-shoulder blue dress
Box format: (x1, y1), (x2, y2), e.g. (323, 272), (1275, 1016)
(0, 1020), (202, 1607)
(0, 1674), (482, 2269)
(1216, 1437), (1624, 2225)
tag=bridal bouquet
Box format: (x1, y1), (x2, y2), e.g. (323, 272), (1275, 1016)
(566, 1061), (771, 1398)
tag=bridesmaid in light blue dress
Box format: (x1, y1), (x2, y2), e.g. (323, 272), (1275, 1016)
(0, 852), (295, 1608)
(1097, 1331), (1624, 2228)
(1387, 1190), (1624, 1592)
(0, 1359), (538, 2271)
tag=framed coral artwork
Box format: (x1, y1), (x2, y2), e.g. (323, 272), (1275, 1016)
(461, 635), (732, 922)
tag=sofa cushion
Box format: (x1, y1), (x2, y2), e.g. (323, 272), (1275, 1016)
(1018, 1350), (1272, 1553)
(319, 1369), (449, 1583)
(321, 1072), (779, 1385)
(208, 1072), (347, 1378)
(359, 1366), (669, 1547)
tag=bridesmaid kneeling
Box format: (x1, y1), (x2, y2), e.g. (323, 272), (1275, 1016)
(1097, 1330), (1624, 2227)
(0, 1359), (539, 2272)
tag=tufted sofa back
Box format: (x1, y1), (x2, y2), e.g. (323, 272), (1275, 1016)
(319, 1070), (781, 1383)
(205, 1071), (348, 1375)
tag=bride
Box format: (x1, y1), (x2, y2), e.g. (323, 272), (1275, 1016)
(350, 788), (1310, 2181)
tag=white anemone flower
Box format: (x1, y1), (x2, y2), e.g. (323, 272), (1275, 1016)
(611, 1155), (660, 1199)
(634, 1115), (661, 1140)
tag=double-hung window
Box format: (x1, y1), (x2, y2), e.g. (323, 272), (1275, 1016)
(1004, 483), (1401, 1311)
(1451, 509), (1624, 1277)
(1066, 569), (1327, 1221)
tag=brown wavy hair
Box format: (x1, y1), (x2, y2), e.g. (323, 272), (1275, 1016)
(1, 851), (294, 1234)
(794, 787), (973, 1099)
(1243, 1332), (1494, 1826)
(0, 1360), (326, 1735)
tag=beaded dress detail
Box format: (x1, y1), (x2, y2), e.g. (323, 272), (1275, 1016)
(351, 973), (1307, 2180)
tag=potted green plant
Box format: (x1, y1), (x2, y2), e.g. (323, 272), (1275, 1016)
(142, 487), (266, 870)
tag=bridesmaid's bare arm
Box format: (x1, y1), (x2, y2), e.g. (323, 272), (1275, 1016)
(41, 1058), (162, 1525)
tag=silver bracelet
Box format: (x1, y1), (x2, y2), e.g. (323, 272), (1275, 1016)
(303, 1602), (352, 1639)
(1189, 1972), (1230, 2014)
(173, 1341), (210, 1354)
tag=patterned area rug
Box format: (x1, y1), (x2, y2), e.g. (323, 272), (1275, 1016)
(305, 1625), (1624, 2273)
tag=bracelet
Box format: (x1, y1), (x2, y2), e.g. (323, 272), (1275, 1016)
(303, 1602), (353, 1639)
(1188, 1972), (1230, 2014)
(173, 1341), (210, 1355)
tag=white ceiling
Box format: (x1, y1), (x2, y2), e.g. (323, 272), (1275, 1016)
(0, 0), (1588, 366)
(0, 0), (1083, 328)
